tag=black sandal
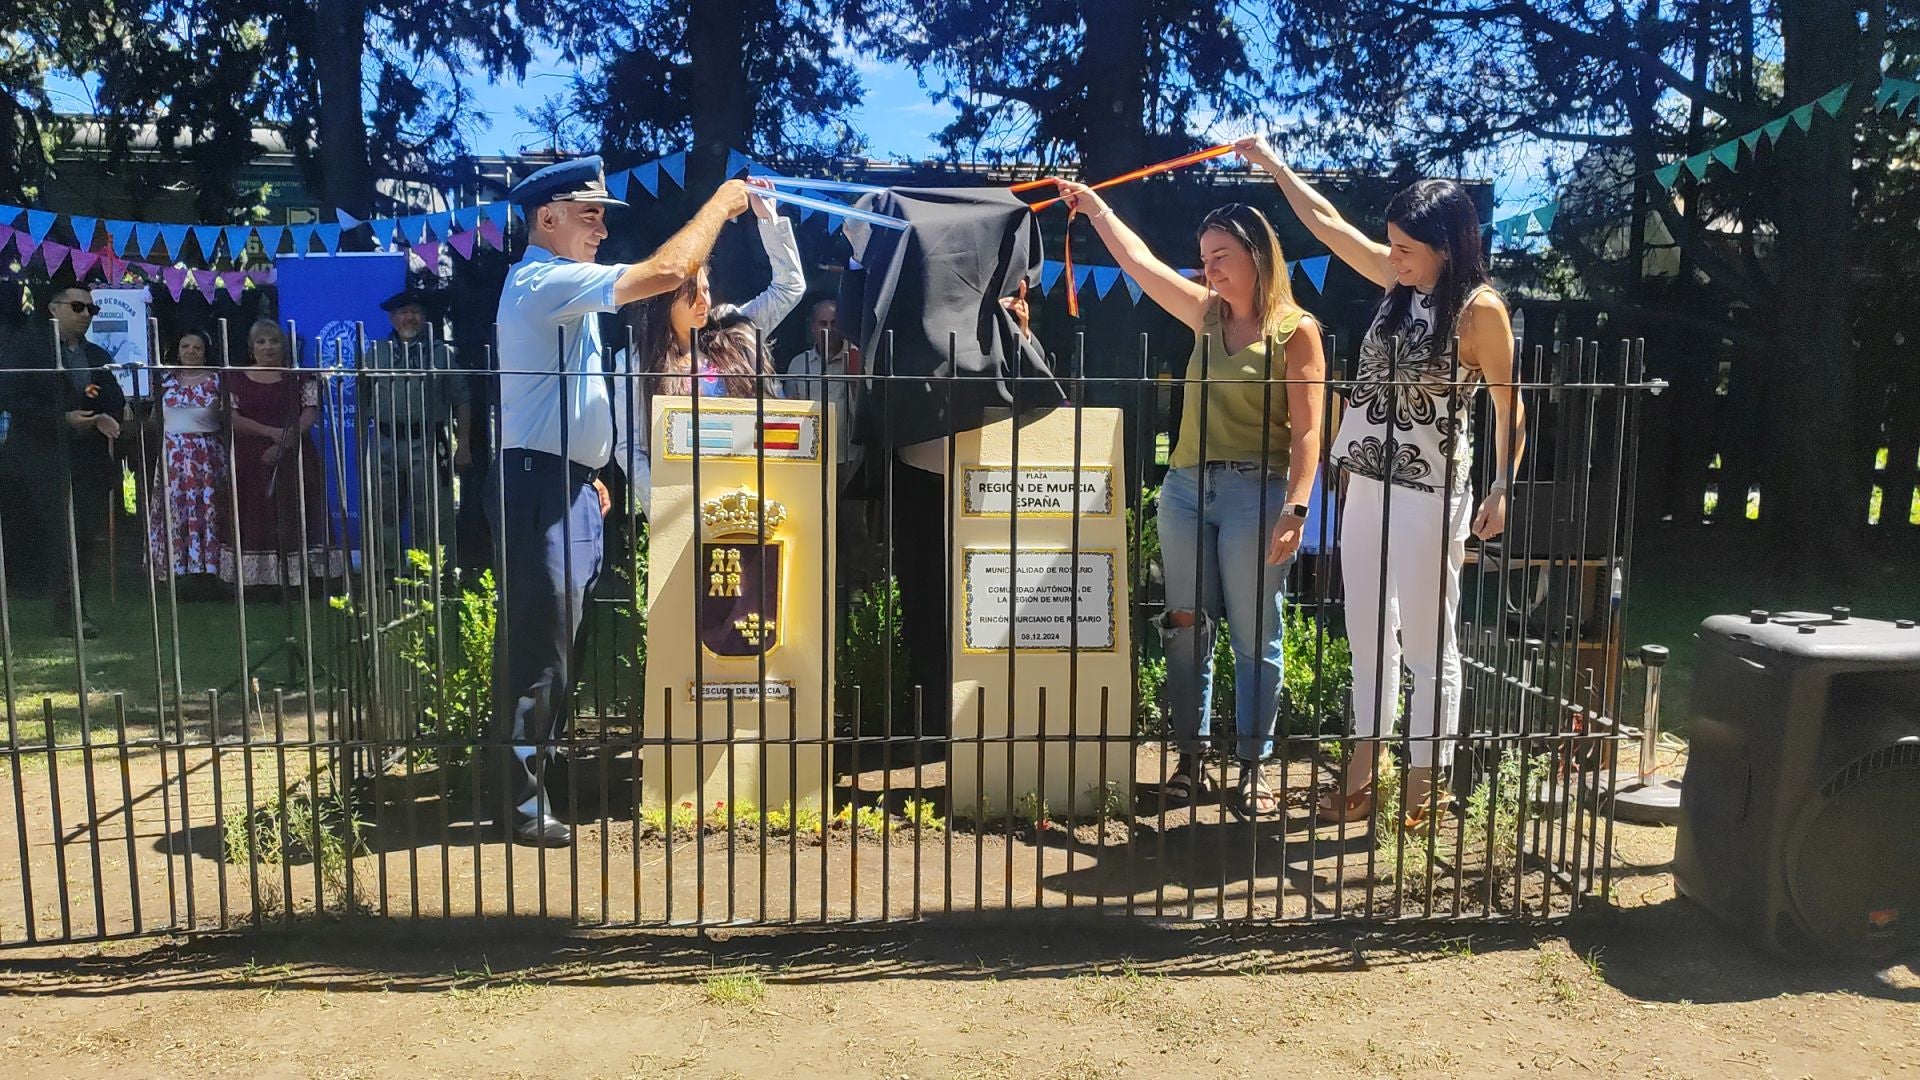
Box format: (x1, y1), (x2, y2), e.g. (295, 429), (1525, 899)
(1163, 755), (1204, 803)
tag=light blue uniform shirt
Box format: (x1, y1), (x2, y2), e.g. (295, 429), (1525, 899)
(496, 244), (629, 469)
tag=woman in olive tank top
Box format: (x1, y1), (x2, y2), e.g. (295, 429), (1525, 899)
(1234, 135), (1528, 831)
(1054, 181), (1327, 820)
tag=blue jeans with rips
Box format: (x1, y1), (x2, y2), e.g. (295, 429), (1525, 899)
(1155, 463), (1292, 764)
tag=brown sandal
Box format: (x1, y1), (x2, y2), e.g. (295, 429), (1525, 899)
(1316, 783), (1375, 824)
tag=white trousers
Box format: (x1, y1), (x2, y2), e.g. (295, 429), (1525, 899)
(1341, 474), (1472, 769)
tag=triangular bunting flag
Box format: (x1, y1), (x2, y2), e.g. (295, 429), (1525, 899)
(1709, 141), (1740, 170)
(1762, 116), (1790, 143)
(289, 224), (314, 254)
(0, 205), (19, 229)
(725, 149), (751, 178)
(39, 240), (69, 274)
(448, 230), (477, 259)
(1301, 255), (1330, 292)
(480, 202), (513, 227)
(797, 202), (816, 223)
(225, 274), (245, 302)
(11, 230), (34, 259)
(256, 224), (284, 254)
(192, 225), (223, 259)
(425, 213), (451, 239)
(634, 162), (661, 197)
(1532, 202), (1558, 232)
(105, 220), (136, 254)
(659, 151), (687, 188)
(1072, 264), (1092, 291)
(134, 222), (163, 256)
(225, 226), (253, 258)
(1124, 275), (1142, 303)
(1788, 104), (1815, 131)
(1739, 128), (1764, 151)
(69, 249), (99, 279)
(335, 208), (361, 229)
(1873, 82), (1898, 109)
(412, 241), (441, 268)
(317, 224), (341, 254)
(1040, 260), (1063, 294)
(398, 216), (425, 244)
(453, 206), (482, 230)
(1093, 266), (1120, 299)
(195, 269), (219, 303)
(25, 209), (56, 243)
(1683, 153), (1712, 180)
(158, 223), (189, 258)
(1816, 84), (1851, 117)
(69, 215), (97, 250)
(1653, 162), (1682, 189)
(162, 266), (189, 301)
(99, 252), (125, 283)
(478, 218), (504, 250)
(607, 170), (631, 202)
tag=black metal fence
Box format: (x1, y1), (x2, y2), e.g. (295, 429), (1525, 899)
(0, 319), (1656, 943)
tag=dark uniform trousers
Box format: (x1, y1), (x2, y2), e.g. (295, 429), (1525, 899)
(486, 448), (604, 813)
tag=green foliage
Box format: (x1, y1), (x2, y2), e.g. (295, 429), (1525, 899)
(1135, 654), (1168, 739)
(1465, 749), (1528, 870)
(379, 551), (497, 773)
(219, 772), (367, 904)
(1280, 608), (1354, 732)
(837, 577), (911, 737)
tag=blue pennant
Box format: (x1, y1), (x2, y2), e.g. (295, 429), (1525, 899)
(1092, 266), (1120, 299)
(1040, 260), (1063, 294)
(725, 149), (751, 178)
(158, 223), (190, 258)
(607, 170), (631, 202)
(1124, 275), (1143, 303)
(335, 208), (362, 229)
(255, 225), (285, 254)
(25, 209), (56, 244)
(135, 222), (164, 257)
(317, 224), (342, 254)
(105, 220), (136, 254)
(69, 215), (98, 250)
(193, 225), (223, 258)
(364, 219), (393, 246)
(225, 226), (254, 257)
(659, 152), (687, 188)
(453, 206), (482, 230)
(425, 212), (452, 239)
(397, 216), (425, 243)
(1301, 256), (1330, 293)
(0, 205), (21, 229)
(634, 162), (661, 197)
(1073, 265), (1092, 291)
(289, 224), (314, 254)
(482, 202), (514, 227)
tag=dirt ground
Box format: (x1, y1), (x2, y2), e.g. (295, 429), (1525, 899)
(0, 813), (1915, 1080)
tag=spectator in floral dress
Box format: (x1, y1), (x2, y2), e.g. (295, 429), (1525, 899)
(147, 328), (227, 591)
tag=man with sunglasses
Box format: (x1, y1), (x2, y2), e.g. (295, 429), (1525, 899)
(0, 285), (126, 638)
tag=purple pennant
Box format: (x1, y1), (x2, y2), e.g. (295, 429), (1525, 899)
(195, 269), (219, 303)
(477, 218), (504, 250)
(39, 240), (70, 274)
(69, 248), (100, 279)
(13, 231), (38, 260)
(448, 229), (476, 259)
(411, 241), (441, 269)
(162, 266), (189, 301)
(225, 274), (245, 302)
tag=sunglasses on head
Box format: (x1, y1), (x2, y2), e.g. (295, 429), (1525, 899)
(63, 300), (102, 316)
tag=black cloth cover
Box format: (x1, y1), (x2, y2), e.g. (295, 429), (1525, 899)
(836, 187), (1064, 451)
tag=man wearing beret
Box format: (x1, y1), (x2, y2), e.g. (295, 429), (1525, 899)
(365, 287), (469, 577)
(492, 156), (750, 847)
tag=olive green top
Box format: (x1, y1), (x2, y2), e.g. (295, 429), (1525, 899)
(363, 336), (469, 437)
(1168, 300), (1306, 471)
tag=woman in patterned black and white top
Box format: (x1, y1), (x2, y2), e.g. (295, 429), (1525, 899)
(1233, 136), (1527, 830)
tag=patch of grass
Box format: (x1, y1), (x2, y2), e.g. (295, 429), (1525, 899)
(1078, 958), (1156, 1012)
(701, 967), (766, 1007)
(1532, 946), (1581, 1005)
(447, 960), (536, 1006)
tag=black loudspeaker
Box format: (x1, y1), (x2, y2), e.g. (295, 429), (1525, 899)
(1673, 610), (1920, 959)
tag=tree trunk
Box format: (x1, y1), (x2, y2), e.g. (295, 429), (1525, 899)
(686, 0), (752, 195)
(313, 0), (374, 219)
(1762, 0), (1877, 572)
(1078, 0), (1151, 217)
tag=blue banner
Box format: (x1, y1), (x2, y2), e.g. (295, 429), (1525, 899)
(277, 252), (407, 557)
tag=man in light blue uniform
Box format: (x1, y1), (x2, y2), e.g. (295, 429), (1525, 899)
(492, 156), (749, 846)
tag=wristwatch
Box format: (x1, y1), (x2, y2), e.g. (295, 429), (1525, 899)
(1282, 502), (1309, 519)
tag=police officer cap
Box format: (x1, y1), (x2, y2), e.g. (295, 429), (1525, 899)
(379, 287), (438, 313)
(508, 155), (630, 209)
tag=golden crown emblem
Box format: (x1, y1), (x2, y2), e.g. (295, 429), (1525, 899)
(700, 489), (787, 539)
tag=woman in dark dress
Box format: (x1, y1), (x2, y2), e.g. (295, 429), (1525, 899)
(219, 320), (341, 586)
